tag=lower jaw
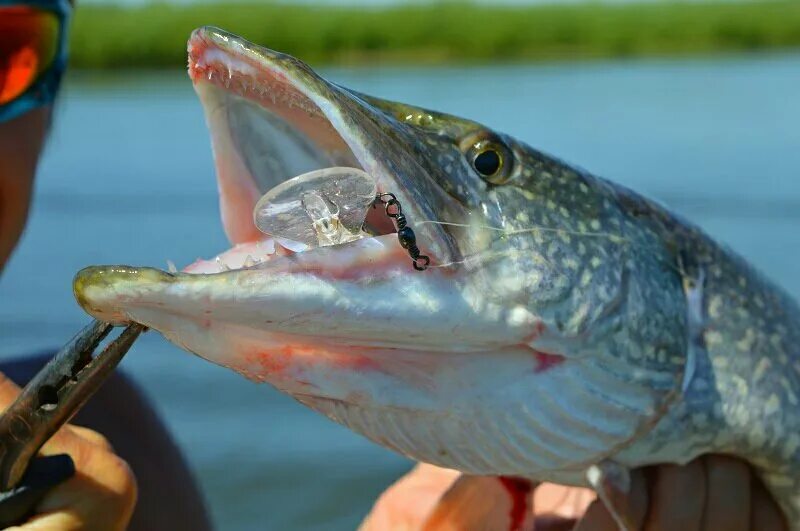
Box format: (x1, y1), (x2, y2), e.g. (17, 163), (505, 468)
(178, 233), (411, 280)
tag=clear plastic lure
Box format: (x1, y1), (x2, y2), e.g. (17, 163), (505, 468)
(253, 167), (377, 248)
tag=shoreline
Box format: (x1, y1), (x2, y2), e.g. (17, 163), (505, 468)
(70, 1), (800, 69)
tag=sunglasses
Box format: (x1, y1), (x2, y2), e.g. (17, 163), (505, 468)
(0, 0), (71, 123)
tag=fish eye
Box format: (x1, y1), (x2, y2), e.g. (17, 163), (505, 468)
(474, 149), (501, 176)
(464, 136), (513, 185)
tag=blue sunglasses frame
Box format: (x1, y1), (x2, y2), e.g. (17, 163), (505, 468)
(0, 0), (71, 123)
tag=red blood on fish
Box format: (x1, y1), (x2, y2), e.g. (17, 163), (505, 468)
(244, 344), (381, 378)
(498, 476), (533, 531)
(522, 323), (564, 373)
(533, 350), (565, 373)
(244, 349), (292, 376)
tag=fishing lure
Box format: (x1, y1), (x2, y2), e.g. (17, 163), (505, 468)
(253, 167), (429, 270)
(253, 167), (376, 248)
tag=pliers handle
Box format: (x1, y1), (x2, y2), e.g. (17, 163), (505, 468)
(0, 320), (143, 526)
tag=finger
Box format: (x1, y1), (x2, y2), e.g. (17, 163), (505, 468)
(750, 475), (787, 531)
(533, 515), (578, 531)
(0, 372), (21, 408)
(533, 483), (595, 519)
(359, 464), (462, 531)
(35, 427), (137, 529)
(700, 455), (750, 531)
(574, 469), (648, 531)
(8, 511), (83, 531)
(65, 425), (114, 451)
(0, 372), (135, 529)
(29, 453), (136, 531)
(574, 499), (621, 531)
(644, 461), (706, 531)
(3, 449), (136, 531)
(422, 475), (536, 531)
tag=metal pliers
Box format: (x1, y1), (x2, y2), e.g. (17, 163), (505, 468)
(0, 321), (143, 527)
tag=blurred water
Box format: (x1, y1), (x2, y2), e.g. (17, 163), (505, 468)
(1, 53), (799, 529)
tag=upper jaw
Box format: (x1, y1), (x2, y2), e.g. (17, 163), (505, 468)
(187, 25), (457, 265)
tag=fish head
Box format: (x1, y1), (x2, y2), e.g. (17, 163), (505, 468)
(74, 27), (689, 481)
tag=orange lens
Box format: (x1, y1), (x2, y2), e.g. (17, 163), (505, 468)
(0, 6), (59, 105)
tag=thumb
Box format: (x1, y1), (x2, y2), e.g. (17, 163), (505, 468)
(0, 372), (22, 409)
(422, 475), (537, 531)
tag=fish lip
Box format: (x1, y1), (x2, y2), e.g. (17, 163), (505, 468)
(185, 25), (456, 273)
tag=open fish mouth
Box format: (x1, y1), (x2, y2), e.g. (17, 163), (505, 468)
(180, 26), (454, 276)
(73, 27), (527, 367)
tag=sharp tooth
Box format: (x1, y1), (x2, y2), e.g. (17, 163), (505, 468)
(260, 239), (276, 255)
(274, 241), (293, 257)
(244, 255), (256, 268)
(216, 257), (230, 272)
(166, 260), (178, 274)
(275, 237), (309, 253)
(207, 70), (213, 80)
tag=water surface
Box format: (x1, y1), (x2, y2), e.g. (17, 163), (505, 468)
(1, 53), (798, 530)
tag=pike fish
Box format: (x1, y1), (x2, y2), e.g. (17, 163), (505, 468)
(74, 27), (800, 524)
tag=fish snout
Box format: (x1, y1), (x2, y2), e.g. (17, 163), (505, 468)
(73, 266), (176, 325)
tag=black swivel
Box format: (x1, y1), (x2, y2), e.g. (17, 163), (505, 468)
(375, 193), (430, 271)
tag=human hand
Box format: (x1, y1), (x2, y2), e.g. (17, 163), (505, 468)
(0, 372), (136, 530)
(359, 463), (589, 531)
(361, 455), (787, 530)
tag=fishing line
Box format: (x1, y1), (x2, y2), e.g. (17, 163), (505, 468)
(417, 219), (632, 270)
(425, 249), (540, 269)
(419, 219), (686, 282)
(372, 196), (678, 276)
(417, 220), (630, 243)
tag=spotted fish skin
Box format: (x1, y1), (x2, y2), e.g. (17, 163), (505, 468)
(73, 26), (800, 526)
(597, 183), (800, 523)
(462, 138), (800, 520)
(375, 118), (800, 519)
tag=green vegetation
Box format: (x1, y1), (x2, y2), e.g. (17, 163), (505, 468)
(70, 1), (800, 69)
